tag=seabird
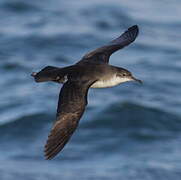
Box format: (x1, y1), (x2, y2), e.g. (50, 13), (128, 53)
(31, 25), (142, 160)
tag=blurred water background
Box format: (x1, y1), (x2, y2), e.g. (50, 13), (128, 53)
(1, 0), (181, 179)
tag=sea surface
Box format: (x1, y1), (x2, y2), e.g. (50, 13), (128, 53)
(1, 0), (181, 179)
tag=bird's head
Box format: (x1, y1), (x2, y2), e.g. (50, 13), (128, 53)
(117, 68), (142, 84)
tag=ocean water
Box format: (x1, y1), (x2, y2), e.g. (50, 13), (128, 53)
(1, 0), (181, 179)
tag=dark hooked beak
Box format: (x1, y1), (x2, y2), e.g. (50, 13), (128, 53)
(131, 76), (143, 84)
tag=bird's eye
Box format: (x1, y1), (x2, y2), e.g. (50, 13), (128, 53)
(123, 73), (126, 76)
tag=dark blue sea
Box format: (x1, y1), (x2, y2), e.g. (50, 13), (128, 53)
(1, 0), (181, 179)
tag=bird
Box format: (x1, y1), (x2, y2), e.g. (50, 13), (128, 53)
(31, 25), (142, 160)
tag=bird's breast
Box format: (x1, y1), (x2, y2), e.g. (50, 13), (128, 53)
(90, 75), (129, 88)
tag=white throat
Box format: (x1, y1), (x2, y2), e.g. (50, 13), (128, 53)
(91, 75), (131, 88)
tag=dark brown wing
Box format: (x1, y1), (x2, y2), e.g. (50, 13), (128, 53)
(77, 25), (139, 65)
(44, 80), (95, 160)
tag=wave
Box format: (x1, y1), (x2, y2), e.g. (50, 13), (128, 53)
(1, 102), (180, 136)
(83, 102), (181, 133)
(80, 4), (133, 30)
(0, 113), (53, 138)
(2, 1), (40, 13)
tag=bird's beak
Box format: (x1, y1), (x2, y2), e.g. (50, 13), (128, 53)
(131, 76), (143, 84)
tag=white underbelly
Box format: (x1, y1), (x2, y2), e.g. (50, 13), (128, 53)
(91, 76), (130, 88)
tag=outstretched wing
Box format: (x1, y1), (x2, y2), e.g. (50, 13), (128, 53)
(77, 25), (139, 65)
(44, 80), (95, 160)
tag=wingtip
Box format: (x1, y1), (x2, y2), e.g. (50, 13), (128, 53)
(44, 148), (53, 160)
(44, 155), (52, 160)
(44, 155), (50, 160)
(128, 25), (139, 31)
(44, 142), (54, 160)
(127, 25), (139, 40)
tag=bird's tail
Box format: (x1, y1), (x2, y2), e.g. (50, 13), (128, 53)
(31, 66), (61, 83)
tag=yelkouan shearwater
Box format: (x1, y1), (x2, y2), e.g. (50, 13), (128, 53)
(31, 25), (142, 160)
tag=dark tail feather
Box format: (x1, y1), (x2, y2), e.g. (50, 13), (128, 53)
(31, 66), (60, 83)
